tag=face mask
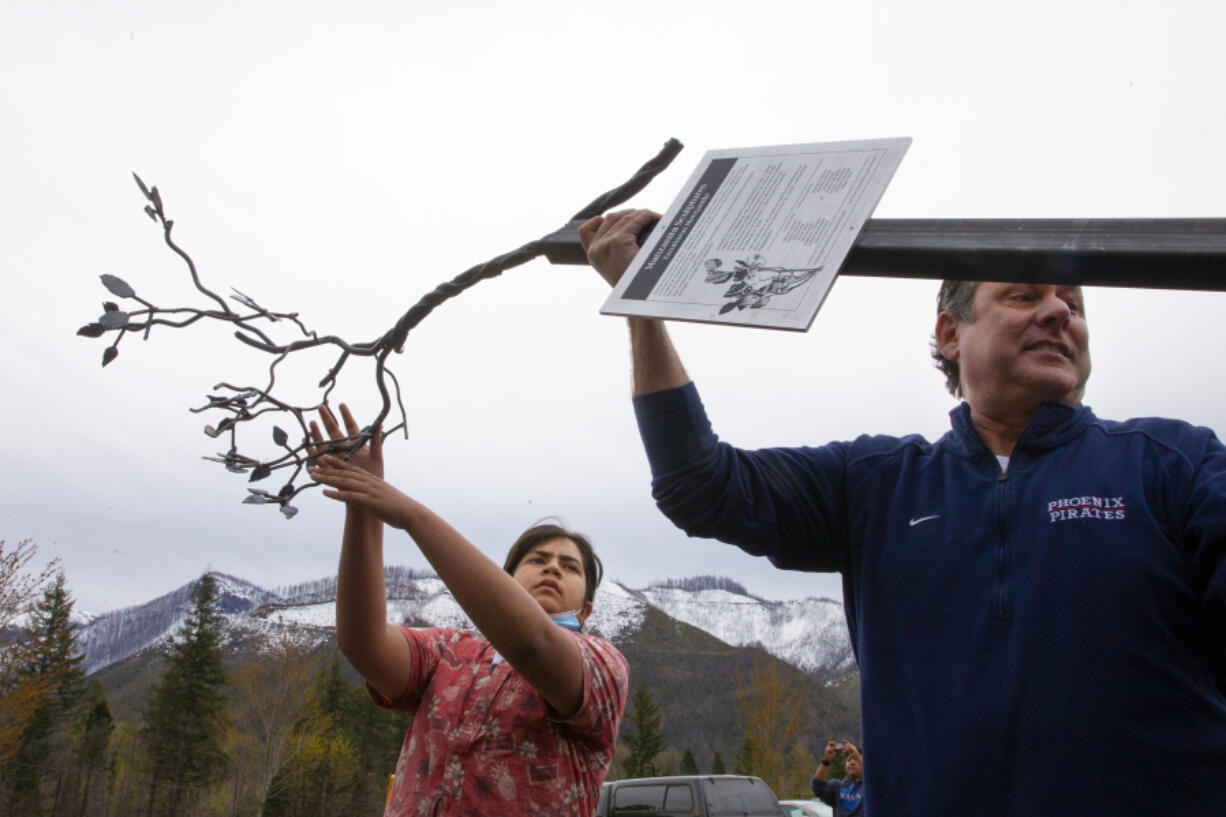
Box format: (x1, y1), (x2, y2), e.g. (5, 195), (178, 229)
(549, 610), (583, 631)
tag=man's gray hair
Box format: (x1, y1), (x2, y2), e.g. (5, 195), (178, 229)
(931, 280), (979, 398)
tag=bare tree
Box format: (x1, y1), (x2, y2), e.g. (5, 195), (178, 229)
(227, 628), (327, 814)
(733, 652), (807, 795)
(0, 540), (58, 766)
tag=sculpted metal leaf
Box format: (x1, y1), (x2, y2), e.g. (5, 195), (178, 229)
(244, 488), (274, 505)
(99, 311), (130, 329)
(100, 274), (136, 299)
(132, 172), (151, 198)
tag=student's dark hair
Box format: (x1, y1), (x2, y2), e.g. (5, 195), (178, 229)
(502, 520), (604, 606)
(930, 280), (980, 398)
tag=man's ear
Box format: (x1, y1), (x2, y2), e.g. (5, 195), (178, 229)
(577, 601), (594, 626)
(934, 312), (961, 363)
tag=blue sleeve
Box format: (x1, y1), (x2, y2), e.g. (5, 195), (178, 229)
(633, 383), (851, 573)
(810, 776), (840, 805)
(1184, 432), (1226, 685)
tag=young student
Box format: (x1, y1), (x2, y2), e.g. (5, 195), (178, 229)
(308, 405), (629, 817)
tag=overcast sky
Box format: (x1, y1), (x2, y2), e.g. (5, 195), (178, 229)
(5, 1), (1226, 615)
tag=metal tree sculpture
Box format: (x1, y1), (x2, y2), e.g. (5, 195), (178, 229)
(77, 139), (684, 518)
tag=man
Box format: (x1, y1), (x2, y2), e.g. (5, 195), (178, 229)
(581, 210), (1226, 815)
(812, 741), (864, 817)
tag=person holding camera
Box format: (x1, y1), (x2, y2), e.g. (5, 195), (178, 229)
(812, 740), (864, 817)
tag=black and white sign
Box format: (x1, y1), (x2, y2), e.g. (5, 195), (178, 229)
(602, 137), (911, 330)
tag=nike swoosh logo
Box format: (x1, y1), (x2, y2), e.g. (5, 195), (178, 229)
(909, 515), (940, 527)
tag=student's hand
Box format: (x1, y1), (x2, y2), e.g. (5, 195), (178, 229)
(308, 454), (416, 531)
(309, 403), (382, 480)
(579, 208), (660, 288)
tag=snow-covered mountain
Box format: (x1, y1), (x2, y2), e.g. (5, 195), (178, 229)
(79, 572), (277, 674)
(636, 579), (854, 681)
(76, 570), (854, 681)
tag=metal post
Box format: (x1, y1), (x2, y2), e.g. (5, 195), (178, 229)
(539, 217), (1226, 291)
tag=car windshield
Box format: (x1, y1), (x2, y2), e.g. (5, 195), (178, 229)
(701, 778), (780, 817)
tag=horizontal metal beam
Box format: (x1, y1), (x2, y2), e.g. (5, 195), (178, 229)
(539, 218), (1226, 291)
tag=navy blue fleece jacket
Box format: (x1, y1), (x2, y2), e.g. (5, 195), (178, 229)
(635, 383), (1226, 816)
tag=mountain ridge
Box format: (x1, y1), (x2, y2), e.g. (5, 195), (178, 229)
(75, 570), (854, 683)
(82, 570), (862, 772)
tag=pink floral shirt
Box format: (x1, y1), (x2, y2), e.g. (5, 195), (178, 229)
(371, 626), (629, 817)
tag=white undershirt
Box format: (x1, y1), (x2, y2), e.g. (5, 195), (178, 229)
(996, 455), (1010, 472)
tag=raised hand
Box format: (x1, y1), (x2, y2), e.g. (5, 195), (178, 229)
(309, 452), (417, 531)
(579, 208), (660, 288)
(823, 740), (838, 763)
(309, 403), (383, 479)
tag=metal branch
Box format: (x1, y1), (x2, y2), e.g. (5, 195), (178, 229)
(81, 140), (684, 516)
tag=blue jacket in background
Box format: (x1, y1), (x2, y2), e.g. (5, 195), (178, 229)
(812, 775), (864, 816)
(634, 383), (1226, 816)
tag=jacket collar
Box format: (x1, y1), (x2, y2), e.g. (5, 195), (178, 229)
(946, 401), (1096, 458)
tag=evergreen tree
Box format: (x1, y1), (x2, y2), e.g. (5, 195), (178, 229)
(312, 656), (351, 724)
(139, 573), (231, 817)
(733, 736), (755, 775)
(4, 571), (85, 816)
(680, 747), (699, 775)
(28, 573), (86, 704)
(72, 680), (114, 816)
(338, 676), (411, 805)
(621, 683), (666, 779)
(711, 751), (726, 774)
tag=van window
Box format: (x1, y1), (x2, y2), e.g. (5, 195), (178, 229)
(663, 784), (694, 811)
(613, 784), (665, 811)
(612, 783), (695, 814)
